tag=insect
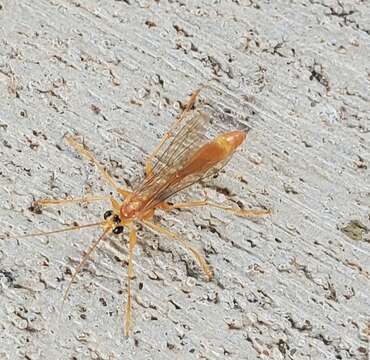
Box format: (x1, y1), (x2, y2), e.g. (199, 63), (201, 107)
(3, 88), (270, 335)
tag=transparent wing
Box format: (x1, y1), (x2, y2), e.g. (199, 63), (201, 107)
(153, 112), (208, 175)
(133, 109), (222, 208)
(143, 155), (232, 210)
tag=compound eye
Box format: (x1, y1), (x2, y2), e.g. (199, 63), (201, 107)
(103, 210), (113, 219)
(113, 226), (124, 235)
(112, 214), (121, 224)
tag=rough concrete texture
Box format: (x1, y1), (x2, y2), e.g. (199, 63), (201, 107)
(0, 0), (369, 359)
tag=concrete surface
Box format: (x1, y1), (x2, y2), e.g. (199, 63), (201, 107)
(0, 0), (369, 359)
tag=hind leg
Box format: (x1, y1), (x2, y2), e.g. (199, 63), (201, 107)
(160, 199), (271, 218)
(142, 219), (212, 280)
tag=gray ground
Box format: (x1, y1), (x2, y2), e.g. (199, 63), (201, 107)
(0, 0), (369, 359)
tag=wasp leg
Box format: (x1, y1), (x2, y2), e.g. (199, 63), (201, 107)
(35, 195), (121, 214)
(145, 88), (203, 177)
(35, 195), (112, 207)
(160, 199), (271, 218)
(65, 135), (131, 198)
(124, 223), (137, 337)
(141, 219), (213, 281)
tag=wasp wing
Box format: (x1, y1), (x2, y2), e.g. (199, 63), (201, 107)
(133, 109), (234, 211)
(143, 155), (232, 210)
(153, 110), (209, 176)
(135, 109), (209, 194)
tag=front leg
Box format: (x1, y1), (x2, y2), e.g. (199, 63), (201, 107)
(34, 195), (122, 213)
(65, 135), (131, 198)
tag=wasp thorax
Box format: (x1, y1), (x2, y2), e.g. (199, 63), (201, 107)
(120, 197), (144, 220)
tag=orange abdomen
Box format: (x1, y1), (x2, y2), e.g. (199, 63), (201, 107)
(177, 130), (246, 178)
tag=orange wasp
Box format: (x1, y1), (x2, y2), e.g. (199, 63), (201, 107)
(4, 88), (270, 335)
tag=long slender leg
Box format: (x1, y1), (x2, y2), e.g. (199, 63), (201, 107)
(124, 223), (137, 336)
(160, 200), (271, 218)
(35, 195), (113, 207)
(141, 220), (213, 281)
(35, 195), (122, 214)
(145, 87), (203, 177)
(65, 135), (131, 198)
(61, 226), (112, 306)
